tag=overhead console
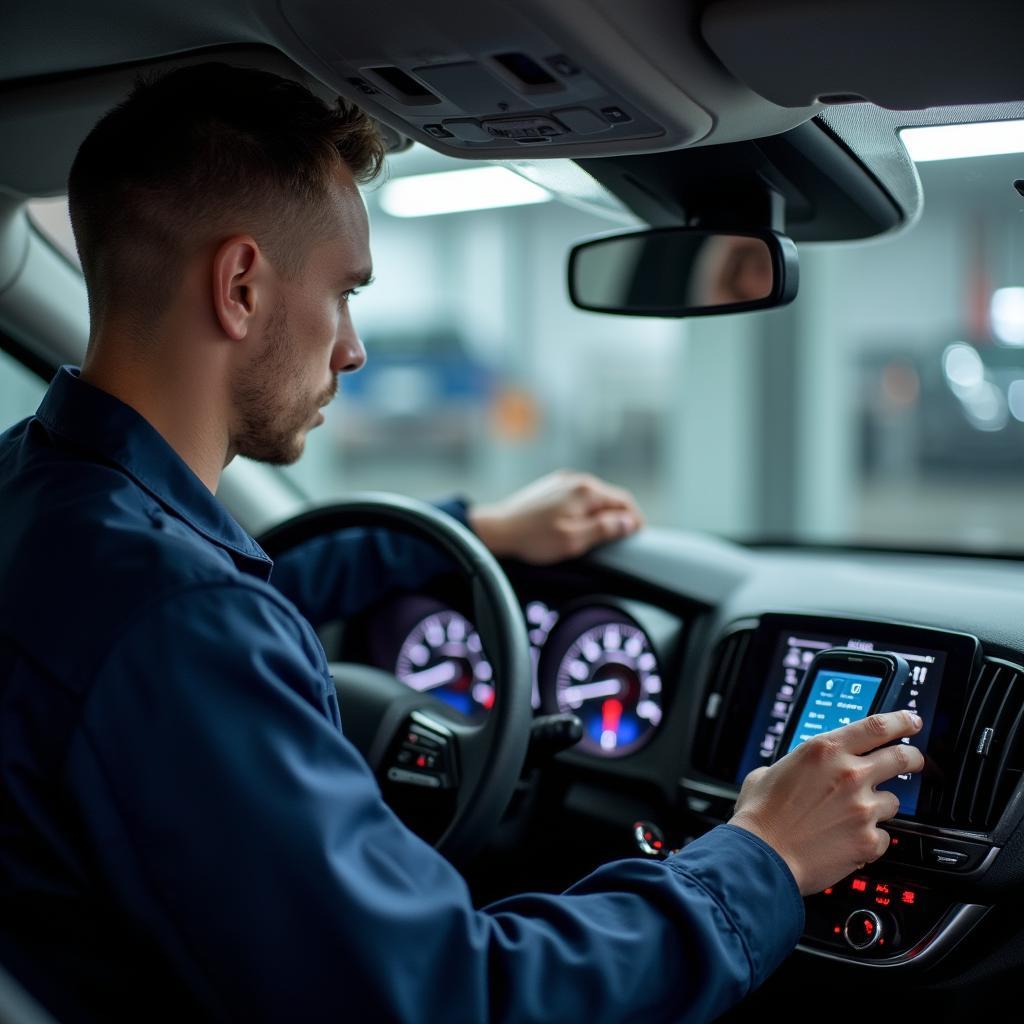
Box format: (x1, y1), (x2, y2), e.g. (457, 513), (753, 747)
(277, 0), (818, 159)
(682, 613), (1024, 966)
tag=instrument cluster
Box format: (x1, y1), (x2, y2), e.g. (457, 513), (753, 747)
(362, 590), (679, 759)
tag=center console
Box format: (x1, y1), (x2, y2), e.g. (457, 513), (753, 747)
(682, 613), (1024, 965)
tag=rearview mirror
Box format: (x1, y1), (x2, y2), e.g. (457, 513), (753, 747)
(567, 227), (799, 317)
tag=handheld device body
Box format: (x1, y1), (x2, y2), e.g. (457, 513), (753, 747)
(774, 648), (912, 762)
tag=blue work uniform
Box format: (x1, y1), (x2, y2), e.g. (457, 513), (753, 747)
(0, 366), (804, 1023)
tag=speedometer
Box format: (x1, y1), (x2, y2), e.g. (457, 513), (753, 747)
(395, 609), (494, 719)
(547, 609), (663, 757)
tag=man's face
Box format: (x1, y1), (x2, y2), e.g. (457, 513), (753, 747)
(231, 165), (371, 465)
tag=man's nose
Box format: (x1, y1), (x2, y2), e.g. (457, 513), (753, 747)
(332, 313), (367, 374)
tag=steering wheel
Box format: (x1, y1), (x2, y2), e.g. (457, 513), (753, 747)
(256, 493), (533, 862)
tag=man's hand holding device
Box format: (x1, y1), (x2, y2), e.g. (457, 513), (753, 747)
(730, 648), (925, 896)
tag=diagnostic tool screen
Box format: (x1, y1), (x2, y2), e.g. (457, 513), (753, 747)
(785, 668), (884, 755)
(737, 626), (948, 819)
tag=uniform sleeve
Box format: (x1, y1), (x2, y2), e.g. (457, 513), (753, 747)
(268, 497), (471, 626)
(67, 582), (804, 1023)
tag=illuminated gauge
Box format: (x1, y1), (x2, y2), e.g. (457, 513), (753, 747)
(395, 610), (494, 718)
(552, 613), (663, 757)
(524, 599), (559, 708)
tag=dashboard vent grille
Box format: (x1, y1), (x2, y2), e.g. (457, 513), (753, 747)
(692, 626), (755, 781)
(947, 657), (1024, 831)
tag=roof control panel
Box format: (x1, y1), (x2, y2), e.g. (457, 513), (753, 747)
(337, 52), (664, 153)
(277, 0), (714, 159)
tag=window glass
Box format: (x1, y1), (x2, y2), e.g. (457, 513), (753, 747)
(288, 141), (1024, 553)
(27, 197), (80, 268)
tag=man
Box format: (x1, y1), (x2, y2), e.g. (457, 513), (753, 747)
(0, 63), (924, 1022)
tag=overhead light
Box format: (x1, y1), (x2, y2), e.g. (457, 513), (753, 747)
(900, 120), (1024, 162)
(378, 166), (552, 217)
(991, 287), (1024, 346)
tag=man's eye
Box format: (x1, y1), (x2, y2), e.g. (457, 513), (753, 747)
(339, 289), (361, 306)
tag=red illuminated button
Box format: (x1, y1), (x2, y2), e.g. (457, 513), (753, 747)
(850, 877), (868, 893)
(901, 889), (917, 906)
(843, 910), (884, 950)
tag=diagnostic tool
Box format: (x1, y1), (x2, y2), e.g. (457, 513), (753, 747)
(774, 648), (911, 762)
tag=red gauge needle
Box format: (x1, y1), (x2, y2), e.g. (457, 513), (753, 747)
(602, 698), (623, 735)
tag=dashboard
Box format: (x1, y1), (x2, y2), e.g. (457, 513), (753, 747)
(329, 526), (1024, 1003)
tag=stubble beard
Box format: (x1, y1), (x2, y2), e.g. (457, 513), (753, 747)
(232, 301), (335, 466)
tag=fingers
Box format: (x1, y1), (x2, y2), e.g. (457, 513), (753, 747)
(570, 473), (645, 527)
(561, 509), (637, 556)
(874, 790), (902, 823)
(859, 738), (926, 788)
(832, 709), (923, 756)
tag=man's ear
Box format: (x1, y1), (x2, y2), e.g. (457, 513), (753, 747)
(211, 236), (263, 341)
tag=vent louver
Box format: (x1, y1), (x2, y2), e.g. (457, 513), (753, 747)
(692, 626), (755, 780)
(947, 658), (1024, 832)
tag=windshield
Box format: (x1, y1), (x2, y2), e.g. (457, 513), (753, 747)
(25, 135), (1024, 554)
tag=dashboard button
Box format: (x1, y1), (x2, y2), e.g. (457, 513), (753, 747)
(386, 767), (442, 788)
(921, 837), (989, 871)
(927, 847), (968, 868)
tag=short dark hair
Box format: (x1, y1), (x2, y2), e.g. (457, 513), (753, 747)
(68, 62), (386, 332)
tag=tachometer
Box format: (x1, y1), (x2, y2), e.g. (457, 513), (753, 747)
(395, 610), (494, 718)
(547, 609), (663, 757)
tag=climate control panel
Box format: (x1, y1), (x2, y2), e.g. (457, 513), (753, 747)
(803, 872), (935, 958)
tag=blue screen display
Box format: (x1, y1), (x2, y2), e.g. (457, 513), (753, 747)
(785, 669), (884, 755)
(738, 629), (946, 820)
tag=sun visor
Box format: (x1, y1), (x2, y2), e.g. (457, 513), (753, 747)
(703, 0), (1024, 111)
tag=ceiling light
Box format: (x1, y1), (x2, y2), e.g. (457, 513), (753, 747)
(378, 166), (552, 217)
(900, 120), (1024, 162)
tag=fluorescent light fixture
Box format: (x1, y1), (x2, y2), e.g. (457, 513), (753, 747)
(901, 120), (1024, 162)
(379, 166), (552, 217)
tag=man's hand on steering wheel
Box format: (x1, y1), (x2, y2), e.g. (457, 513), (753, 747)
(469, 470), (645, 565)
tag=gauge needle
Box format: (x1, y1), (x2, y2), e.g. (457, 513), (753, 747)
(403, 661), (460, 692)
(600, 698), (623, 751)
(562, 679), (622, 706)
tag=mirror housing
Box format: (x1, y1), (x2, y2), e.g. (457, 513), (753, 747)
(567, 226), (799, 318)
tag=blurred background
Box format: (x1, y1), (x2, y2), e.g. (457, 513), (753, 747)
(9, 133), (1024, 552)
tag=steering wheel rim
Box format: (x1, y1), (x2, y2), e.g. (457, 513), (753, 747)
(256, 492), (533, 862)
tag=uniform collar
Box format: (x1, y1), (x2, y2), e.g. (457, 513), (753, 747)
(35, 366), (273, 579)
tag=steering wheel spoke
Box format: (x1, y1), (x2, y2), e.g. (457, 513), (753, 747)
(258, 494), (533, 862)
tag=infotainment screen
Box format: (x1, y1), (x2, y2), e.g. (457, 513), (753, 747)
(735, 623), (955, 819)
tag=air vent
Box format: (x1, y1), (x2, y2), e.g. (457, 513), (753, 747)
(692, 625), (755, 780)
(946, 658), (1024, 831)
